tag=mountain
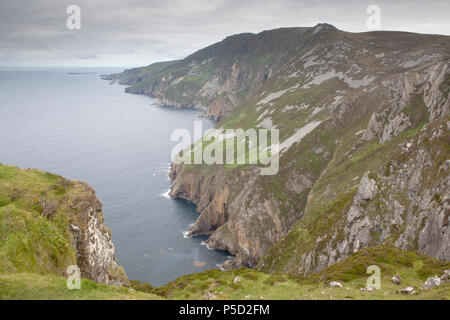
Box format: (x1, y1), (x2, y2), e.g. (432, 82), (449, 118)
(110, 24), (449, 272)
(107, 24), (337, 119)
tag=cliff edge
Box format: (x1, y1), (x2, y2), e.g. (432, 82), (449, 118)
(0, 163), (128, 286)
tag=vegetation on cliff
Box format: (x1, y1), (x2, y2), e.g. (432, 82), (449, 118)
(0, 163), (128, 289)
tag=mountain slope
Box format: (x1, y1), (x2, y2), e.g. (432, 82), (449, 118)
(139, 246), (450, 300)
(0, 273), (162, 300)
(2, 246), (448, 300)
(259, 117), (449, 274)
(110, 25), (449, 274)
(108, 24), (337, 119)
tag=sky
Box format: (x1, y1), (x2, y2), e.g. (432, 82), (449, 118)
(0, 0), (449, 67)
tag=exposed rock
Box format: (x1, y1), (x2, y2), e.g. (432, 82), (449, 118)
(380, 113), (411, 144)
(202, 291), (217, 300)
(155, 27), (450, 271)
(286, 173), (314, 195)
(259, 116), (450, 276)
(365, 60), (450, 144)
(221, 256), (245, 270)
(69, 182), (128, 287)
(233, 276), (242, 284)
(360, 287), (374, 292)
(206, 96), (234, 119)
(347, 172), (377, 223)
(391, 275), (402, 285)
(362, 113), (383, 141)
(441, 270), (450, 281)
(422, 276), (441, 290)
(400, 287), (416, 294)
(329, 281), (343, 288)
(357, 172), (378, 201)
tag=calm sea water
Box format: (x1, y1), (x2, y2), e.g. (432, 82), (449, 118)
(0, 67), (229, 286)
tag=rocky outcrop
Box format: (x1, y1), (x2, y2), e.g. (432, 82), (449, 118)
(422, 276), (441, 290)
(346, 172), (378, 224)
(68, 182), (128, 287)
(169, 165), (290, 266)
(169, 164), (231, 236)
(260, 117), (449, 275)
(206, 97), (235, 120)
(362, 60), (450, 144)
(169, 127), (332, 268)
(0, 163), (129, 287)
(361, 113), (384, 142)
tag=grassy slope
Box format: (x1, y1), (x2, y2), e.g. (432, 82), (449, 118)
(1, 247), (448, 300)
(140, 246), (449, 300)
(0, 273), (161, 300)
(0, 164), (79, 275)
(109, 60), (179, 85)
(0, 163), (160, 300)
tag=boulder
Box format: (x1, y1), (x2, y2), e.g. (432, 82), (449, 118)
(360, 287), (374, 292)
(440, 270), (450, 282)
(329, 281), (343, 288)
(358, 172), (378, 201)
(422, 276), (441, 290)
(202, 291), (217, 300)
(400, 286), (416, 294)
(391, 274), (402, 285)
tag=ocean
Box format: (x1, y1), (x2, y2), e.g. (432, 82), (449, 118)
(0, 67), (229, 286)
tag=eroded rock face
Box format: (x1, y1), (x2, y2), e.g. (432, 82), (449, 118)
(361, 113), (383, 142)
(169, 164), (303, 267)
(162, 28), (449, 271)
(69, 182), (128, 287)
(346, 172), (378, 224)
(262, 118), (449, 275)
(362, 61), (450, 144)
(169, 164), (231, 236)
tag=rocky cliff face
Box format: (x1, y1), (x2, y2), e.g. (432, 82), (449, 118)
(109, 26), (331, 119)
(68, 182), (128, 286)
(362, 61), (450, 143)
(259, 117), (449, 274)
(114, 25), (449, 272)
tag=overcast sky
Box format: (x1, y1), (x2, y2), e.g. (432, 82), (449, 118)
(0, 0), (449, 67)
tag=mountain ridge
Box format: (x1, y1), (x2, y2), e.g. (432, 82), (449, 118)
(108, 25), (449, 274)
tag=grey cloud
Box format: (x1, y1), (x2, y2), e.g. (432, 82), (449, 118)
(0, 0), (449, 66)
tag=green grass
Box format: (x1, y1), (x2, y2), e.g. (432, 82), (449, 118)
(136, 246), (449, 300)
(0, 273), (162, 300)
(2, 247), (448, 300)
(0, 164), (82, 276)
(0, 206), (74, 275)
